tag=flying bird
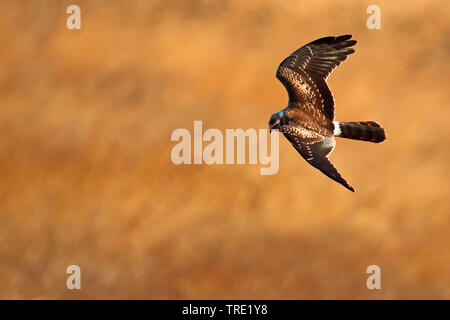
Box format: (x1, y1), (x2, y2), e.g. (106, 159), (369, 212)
(269, 35), (385, 192)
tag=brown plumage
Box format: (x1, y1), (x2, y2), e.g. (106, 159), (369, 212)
(268, 35), (386, 192)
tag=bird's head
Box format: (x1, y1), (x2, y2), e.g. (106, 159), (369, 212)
(268, 111), (283, 132)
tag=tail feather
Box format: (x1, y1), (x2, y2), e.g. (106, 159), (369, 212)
(334, 121), (386, 143)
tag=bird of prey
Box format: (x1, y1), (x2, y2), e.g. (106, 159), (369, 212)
(269, 35), (385, 192)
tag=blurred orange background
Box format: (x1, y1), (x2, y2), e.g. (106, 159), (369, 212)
(0, 0), (448, 299)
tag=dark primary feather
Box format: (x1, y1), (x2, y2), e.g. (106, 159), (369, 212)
(276, 35), (357, 121)
(305, 153), (355, 192)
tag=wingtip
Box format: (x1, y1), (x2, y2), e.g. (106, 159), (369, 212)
(309, 34), (357, 47)
(336, 34), (353, 41)
(343, 184), (355, 192)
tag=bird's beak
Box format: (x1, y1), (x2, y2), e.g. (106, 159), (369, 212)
(269, 120), (280, 133)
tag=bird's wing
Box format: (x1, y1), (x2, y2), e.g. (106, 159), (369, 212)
(281, 125), (355, 192)
(276, 35), (357, 121)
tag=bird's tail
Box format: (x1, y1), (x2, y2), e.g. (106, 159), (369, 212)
(334, 121), (386, 143)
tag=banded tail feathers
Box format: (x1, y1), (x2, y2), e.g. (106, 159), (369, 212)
(334, 121), (386, 143)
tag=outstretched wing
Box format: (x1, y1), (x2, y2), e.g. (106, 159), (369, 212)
(281, 125), (355, 192)
(276, 35), (357, 121)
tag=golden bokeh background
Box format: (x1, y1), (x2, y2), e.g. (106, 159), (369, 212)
(0, 0), (448, 299)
